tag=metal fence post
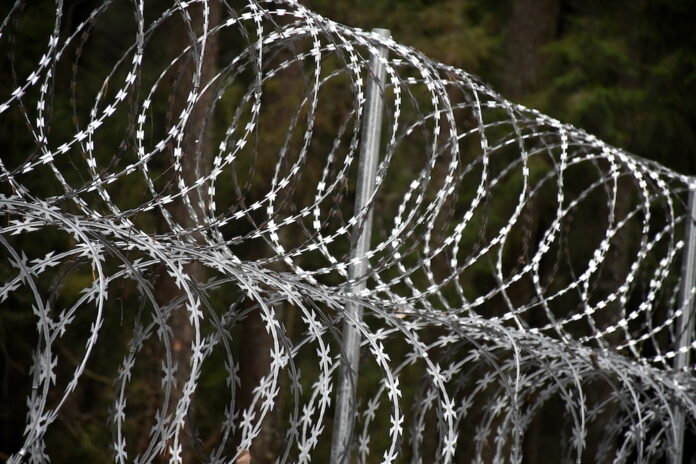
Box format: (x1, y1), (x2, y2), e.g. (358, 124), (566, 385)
(674, 185), (696, 464)
(330, 28), (390, 464)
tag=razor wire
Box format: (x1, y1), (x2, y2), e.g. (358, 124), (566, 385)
(1, 0), (695, 462)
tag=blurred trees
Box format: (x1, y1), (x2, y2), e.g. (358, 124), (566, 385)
(1, 0), (696, 462)
(312, 0), (696, 175)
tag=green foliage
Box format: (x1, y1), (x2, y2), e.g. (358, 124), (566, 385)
(2, 0), (695, 461)
(535, 0), (696, 173)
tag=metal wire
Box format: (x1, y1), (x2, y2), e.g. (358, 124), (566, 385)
(1, 1), (695, 462)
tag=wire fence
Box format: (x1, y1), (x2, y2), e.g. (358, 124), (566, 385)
(1, 0), (695, 462)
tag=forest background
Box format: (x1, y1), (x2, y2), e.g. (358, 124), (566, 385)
(1, 0), (696, 462)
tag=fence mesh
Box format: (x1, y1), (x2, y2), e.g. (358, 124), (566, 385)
(1, 0), (695, 462)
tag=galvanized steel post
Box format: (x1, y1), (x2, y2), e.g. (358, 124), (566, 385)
(674, 185), (696, 464)
(330, 28), (390, 464)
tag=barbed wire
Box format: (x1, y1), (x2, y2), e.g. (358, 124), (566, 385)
(1, 0), (695, 462)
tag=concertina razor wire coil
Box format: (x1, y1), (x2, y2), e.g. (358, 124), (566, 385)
(0, 0), (695, 462)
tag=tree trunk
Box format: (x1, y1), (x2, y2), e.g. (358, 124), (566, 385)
(502, 0), (560, 99)
(155, 2), (221, 461)
(233, 16), (306, 462)
(501, 0), (562, 461)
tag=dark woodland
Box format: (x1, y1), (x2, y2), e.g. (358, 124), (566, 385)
(1, 0), (696, 462)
